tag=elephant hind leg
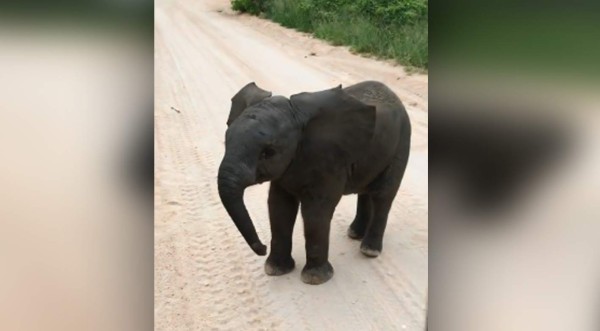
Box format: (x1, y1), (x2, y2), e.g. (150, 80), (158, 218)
(361, 150), (409, 257)
(360, 194), (394, 257)
(348, 194), (373, 240)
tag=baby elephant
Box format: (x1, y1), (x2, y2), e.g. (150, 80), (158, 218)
(217, 81), (411, 285)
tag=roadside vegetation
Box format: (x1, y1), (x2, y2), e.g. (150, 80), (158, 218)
(231, 0), (428, 70)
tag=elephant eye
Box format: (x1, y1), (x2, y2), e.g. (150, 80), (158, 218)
(261, 146), (276, 160)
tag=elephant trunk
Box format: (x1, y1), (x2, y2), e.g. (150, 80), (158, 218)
(217, 160), (267, 256)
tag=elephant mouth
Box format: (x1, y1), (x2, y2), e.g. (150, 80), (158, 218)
(256, 168), (269, 183)
(256, 174), (268, 183)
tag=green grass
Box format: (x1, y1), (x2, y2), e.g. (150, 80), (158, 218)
(231, 0), (428, 70)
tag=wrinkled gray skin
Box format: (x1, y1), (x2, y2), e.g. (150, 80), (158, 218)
(218, 81), (411, 284)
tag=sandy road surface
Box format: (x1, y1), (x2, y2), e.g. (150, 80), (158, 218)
(155, 0), (428, 330)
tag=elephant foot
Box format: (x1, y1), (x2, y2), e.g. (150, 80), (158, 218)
(347, 226), (364, 240)
(264, 257), (295, 276)
(360, 241), (382, 258)
(301, 261), (334, 285)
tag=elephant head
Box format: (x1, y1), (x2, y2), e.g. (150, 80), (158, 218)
(218, 82), (376, 255)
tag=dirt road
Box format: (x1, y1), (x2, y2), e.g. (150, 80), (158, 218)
(155, 0), (428, 330)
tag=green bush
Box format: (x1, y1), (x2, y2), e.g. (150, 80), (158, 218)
(231, 0), (267, 15)
(267, 0), (314, 32)
(231, 0), (428, 70)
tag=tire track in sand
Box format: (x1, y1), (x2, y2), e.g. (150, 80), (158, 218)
(157, 8), (283, 329)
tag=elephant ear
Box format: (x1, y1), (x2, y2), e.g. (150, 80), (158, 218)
(227, 82), (272, 126)
(290, 85), (376, 170)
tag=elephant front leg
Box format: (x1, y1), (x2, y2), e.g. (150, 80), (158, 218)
(265, 183), (299, 276)
(300, 197), (339, 285)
